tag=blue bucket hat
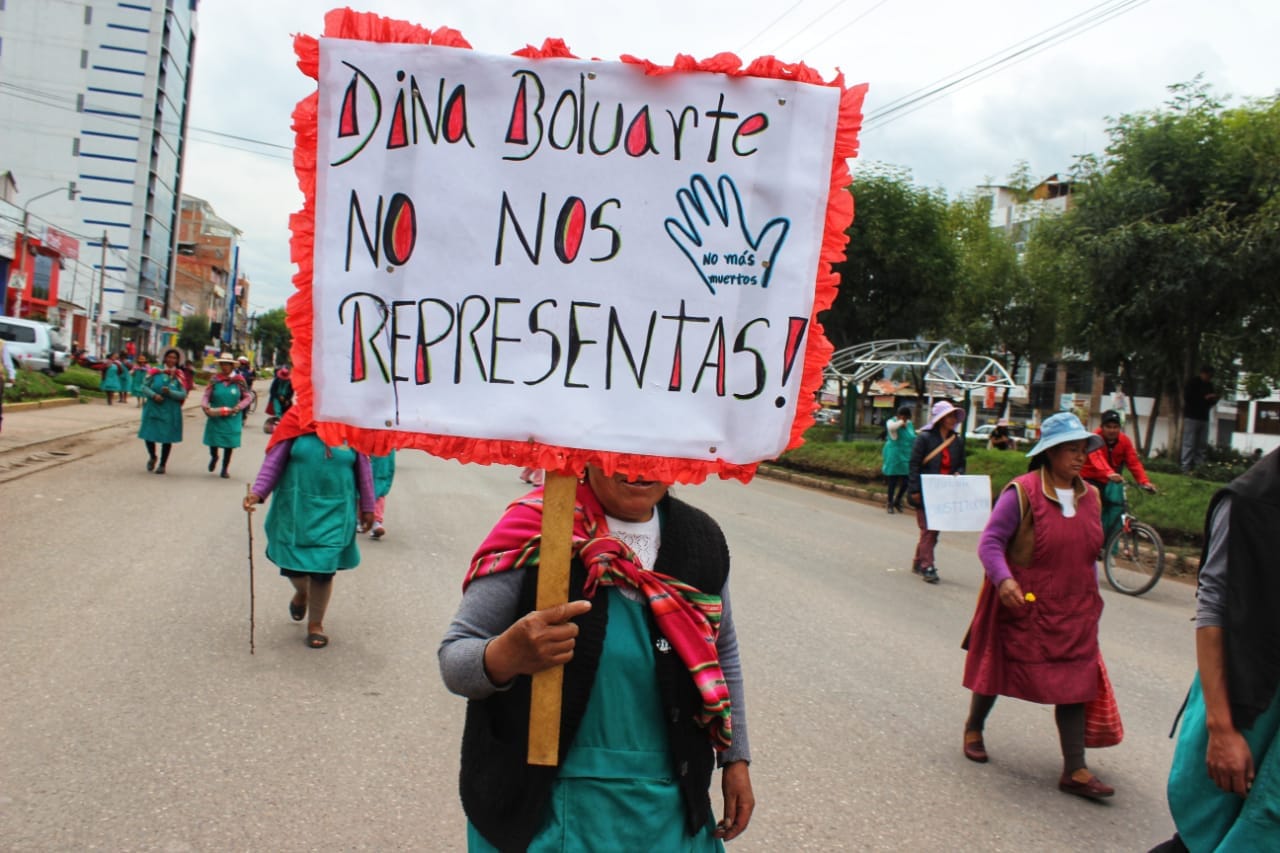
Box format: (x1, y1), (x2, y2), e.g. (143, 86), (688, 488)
(1025, 412), (1104, 457)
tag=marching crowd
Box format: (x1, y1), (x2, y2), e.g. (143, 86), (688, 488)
(71, 345), (1277, 850)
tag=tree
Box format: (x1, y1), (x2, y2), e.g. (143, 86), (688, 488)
(176, 315), (211, 361)
(1029, 79), (1280, 452)
(947, 191), (1066, 412)
(253, 307), (292, 366)
(822, 167), (962, 351)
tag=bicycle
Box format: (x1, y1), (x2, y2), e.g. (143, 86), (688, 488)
(1102, 483), (1166, 596)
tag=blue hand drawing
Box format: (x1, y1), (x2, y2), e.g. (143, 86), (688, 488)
(663, 174), (790, 295)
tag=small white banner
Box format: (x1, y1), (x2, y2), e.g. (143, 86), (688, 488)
(922, 474), (992, 532)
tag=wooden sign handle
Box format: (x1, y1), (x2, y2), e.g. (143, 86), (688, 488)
(528, 471), (577, 766)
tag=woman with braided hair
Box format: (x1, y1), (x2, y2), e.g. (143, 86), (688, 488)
(439, 467), (754, 851)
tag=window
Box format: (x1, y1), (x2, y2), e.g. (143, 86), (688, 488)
(32, 255), (55, 302)
(81, 49), (89, 69)
(85, 5), (93, 24)
(72, 138), (80, 156)
(0, 322), (37, 344)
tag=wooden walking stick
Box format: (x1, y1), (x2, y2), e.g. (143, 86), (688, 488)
(528, 470), (577, 766)
(245, 484), (256, 655)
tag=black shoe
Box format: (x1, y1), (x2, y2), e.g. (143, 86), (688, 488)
(155, 465), (166, 475)
(146, 458), (156, 472)
(911, 561), (924, 576)
(922, 567), (940, 584)
(886, 504), (895, 514)
(220, 471), (230, 479)
(208, 457), (217, 472)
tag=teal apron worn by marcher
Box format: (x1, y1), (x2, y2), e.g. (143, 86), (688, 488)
(264, 434), (362, 574)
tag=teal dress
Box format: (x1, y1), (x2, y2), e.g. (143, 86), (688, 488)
(137, 372), (188, 443)
(467, 590), (723, 853)
(130, 366), (150, 396)
(265, 435), (362, 574)
(1167, 675), (1280, 851)
(202, 379), (246, 449)
(101, 361), (126, 392)
(882, 421), (915, 476)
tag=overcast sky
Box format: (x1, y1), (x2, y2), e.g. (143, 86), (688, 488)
(181, 0), (1277, 313)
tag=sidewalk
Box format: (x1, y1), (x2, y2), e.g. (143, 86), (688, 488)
(0, 397), (156, 455)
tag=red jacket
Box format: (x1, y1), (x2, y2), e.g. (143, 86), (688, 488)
(1081, 429), (1152, 487)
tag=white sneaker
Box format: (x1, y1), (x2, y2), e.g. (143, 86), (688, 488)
(370, 523), (386, 539)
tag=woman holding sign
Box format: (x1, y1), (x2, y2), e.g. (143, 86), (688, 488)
(907, 400), (967, 584)
(439, 467), (754, 851)
(961, 412), (1115, 800)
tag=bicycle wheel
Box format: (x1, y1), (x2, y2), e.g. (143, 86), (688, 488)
(1104, 522), (1165, 596)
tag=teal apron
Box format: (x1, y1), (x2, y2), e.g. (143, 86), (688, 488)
(1167, 674), (1280, 851)
(468, 590), (722, 852)
(264, 435), (361, 574)
(202, 380), (245, 448)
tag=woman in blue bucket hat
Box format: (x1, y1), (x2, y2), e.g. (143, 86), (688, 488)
(960, 412), (1118, 799)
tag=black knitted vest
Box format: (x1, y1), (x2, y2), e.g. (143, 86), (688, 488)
(460, 494), (731, 852)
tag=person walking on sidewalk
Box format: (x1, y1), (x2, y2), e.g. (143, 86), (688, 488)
(129, 355), (152, 408)
(242, 408), (375, 649)
(1181, 366), (1219, 473)
(201, 353), (251, 479)
(907, 400), (967, 584)
(369, 450), (396, 539)
(138, 348), (188, 474)
(100, 352), (128, 406)
(882, 406), (914, 513)
(960, 412), (1114, 801)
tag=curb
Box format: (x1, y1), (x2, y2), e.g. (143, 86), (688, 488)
(5, 397), (81, 412)
(0, 403), (197, 458)
(756, 463), (885, 505)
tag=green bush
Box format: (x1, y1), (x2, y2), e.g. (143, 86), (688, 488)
(3, 369), (75, 402)
(59, 364), (103, 391)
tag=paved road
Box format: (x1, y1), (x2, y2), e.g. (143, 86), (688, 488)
(1, 414), (1192, 851)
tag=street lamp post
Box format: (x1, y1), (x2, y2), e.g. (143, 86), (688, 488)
(8, 182), (79, 318)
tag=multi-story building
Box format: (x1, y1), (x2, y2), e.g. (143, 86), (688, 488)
(0, 0), (198, 353)
(175, 195), (251, 355)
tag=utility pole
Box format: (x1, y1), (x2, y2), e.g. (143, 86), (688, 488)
(11, 209), (30, 318)
(94, 232), (108, 356)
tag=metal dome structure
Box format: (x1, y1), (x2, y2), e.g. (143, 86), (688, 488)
(825, 339), (1018, 395)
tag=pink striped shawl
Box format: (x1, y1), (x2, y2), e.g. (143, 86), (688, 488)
(465, 481), (732, 750)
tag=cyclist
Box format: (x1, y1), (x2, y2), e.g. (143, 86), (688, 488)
(1081, 409), (1157, 539)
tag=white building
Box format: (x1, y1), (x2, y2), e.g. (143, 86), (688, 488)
(0, 0), (197, 342)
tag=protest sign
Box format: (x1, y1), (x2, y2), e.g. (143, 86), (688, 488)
(290, 9), (866, 484)
(922, 474), (993, 532)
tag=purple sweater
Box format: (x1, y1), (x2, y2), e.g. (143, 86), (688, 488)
(251, 438), (376, 511)
(977, 488), (1023, 587)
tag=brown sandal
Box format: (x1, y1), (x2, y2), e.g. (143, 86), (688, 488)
(963, 730), (989, 763)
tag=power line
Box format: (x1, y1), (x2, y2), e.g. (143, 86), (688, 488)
(737, 0), (809, 54)
(862, 0), (1152, 132)
(793, 0), (896, 56)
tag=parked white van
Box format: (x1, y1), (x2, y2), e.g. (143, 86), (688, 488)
(0, 317), (70, 374)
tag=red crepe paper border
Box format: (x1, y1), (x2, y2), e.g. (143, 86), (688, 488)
(289, 7), (866, 485)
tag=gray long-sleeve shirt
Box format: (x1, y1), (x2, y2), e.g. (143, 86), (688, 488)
(439, 571), (751, 766)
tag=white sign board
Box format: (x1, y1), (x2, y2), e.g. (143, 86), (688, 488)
(311, 40), (840, 465)
(922, 474), (993, 532)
